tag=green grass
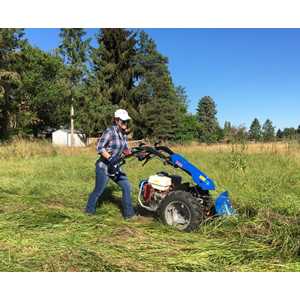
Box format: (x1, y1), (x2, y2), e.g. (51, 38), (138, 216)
(0, 143), (300, 271)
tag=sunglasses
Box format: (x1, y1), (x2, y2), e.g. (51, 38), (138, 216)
(120, 119), (130, 125)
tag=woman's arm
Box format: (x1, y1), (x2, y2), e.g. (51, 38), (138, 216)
(96, 128), (112, 159)
(123, 135), (132, 156)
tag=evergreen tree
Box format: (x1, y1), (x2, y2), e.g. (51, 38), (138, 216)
(91, 28), (136, 106)
(282, 127), (297, 140)
(173, 86), (199, 142)
(59, 29), (90, 85)
(0, 29), (25, 139)
(249, 118), (262, 141)
(196, 96), (220, 143)
(276, 129), (283, 140)
(74, 29), (188, 139)
(262, 119), (275, 141)
(80, 28), (136, 136)
(76, 85), (115, 136)
(140, 98), (180, 141)
(175, 85), (189, 114)
(58, 29), (90, 142)
(130, 30), (184, 140)
(223, 121), (232, 142)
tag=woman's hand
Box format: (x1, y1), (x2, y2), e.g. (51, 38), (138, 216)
(107, 155), (120, 175)
(123, 149), (132, 157)
(101, 149), (111, 160)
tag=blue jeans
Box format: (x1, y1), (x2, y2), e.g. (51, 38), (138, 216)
(85, 163), (135, 218)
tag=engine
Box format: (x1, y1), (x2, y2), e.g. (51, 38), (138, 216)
(138, 174), (174, 211)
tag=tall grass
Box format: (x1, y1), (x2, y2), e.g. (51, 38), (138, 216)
(0, 138), (94, 159)
(0, 138), (58, 159)
(0, 140), (299, 271)
(1, 138), (300, 159)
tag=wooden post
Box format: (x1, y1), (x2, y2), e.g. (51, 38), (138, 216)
(70, 99), (74, 147)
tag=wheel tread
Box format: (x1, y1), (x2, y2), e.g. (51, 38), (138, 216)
(158, 191), (205, 232)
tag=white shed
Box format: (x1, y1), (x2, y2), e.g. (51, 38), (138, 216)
(52, 129), (86, 147)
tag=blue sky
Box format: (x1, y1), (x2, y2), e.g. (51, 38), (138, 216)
(24, 28), (300, 130)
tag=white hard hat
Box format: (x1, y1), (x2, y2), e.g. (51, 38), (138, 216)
(114, 109), (131, 121)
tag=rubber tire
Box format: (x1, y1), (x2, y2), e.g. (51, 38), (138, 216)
(158, 191), (205, 232)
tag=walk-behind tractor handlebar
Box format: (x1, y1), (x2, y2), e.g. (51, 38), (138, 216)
(119, 143), (173, 167)
(131, 144), (175, 166)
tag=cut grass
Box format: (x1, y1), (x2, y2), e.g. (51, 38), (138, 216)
(0, 141), (299, 271)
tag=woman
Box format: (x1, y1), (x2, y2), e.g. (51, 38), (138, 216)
(85, 109), (136, 219)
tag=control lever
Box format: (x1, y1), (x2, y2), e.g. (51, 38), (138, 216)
(154, 140), (162, 148)
(142, 154), (153, 166)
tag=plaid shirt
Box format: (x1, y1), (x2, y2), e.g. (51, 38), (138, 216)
(96, 125), (129, 172)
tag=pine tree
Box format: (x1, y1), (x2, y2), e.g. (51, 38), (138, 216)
(262, 119), (275, 141)
(249, 118), (262, 141)
(140, 98), (180, 141)
(276, 129), (283, 140)
(196, 96), (220, 143)
(282, 127), (297, 140)
(91, 28), (136, 106)
(84, 29), (188, 140)
(175, 85), (189, 114)
(76, 85), (115, 136)
(80, 28), (136, 136)
(59, 29), (90, 85)
(223, 121), (232, 141)
(173, 86), (198, 142)
(58, 28), (91, 143)
(130, 30), (184, 140)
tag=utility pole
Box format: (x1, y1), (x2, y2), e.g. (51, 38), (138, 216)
(70, 98), (74, 147)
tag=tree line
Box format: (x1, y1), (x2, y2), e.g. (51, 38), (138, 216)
(196, 97), (300, 143)
(0, 28), (192, 141)
(248, 118), (300, 142)
(1, 28), (299, 143)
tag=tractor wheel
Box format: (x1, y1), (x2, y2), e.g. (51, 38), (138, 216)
(158, 191), (205, 232)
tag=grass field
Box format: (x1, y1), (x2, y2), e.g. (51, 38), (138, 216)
(0, 140), (300, 271)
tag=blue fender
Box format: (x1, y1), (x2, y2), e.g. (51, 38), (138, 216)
(170, 154), (215, 191)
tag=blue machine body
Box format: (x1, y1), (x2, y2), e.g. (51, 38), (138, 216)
(170, 153), (235, 216)
(170, 154), (216, 191)
(214, 191), (236, 216)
